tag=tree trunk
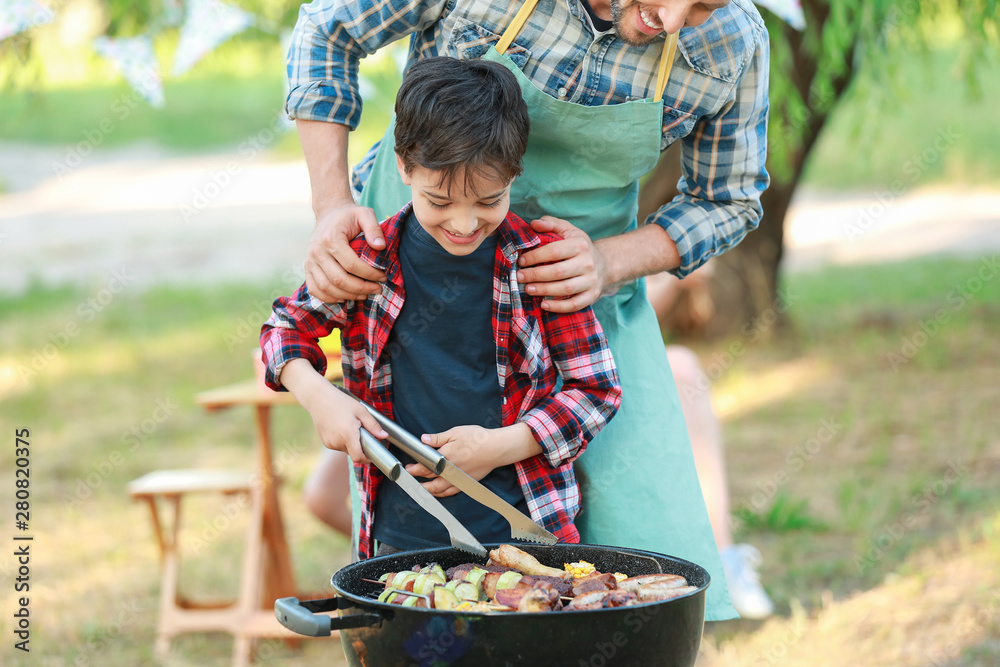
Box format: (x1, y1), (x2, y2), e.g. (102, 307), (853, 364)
(638, 5), (858, 340)
(703, 181), (795, 339)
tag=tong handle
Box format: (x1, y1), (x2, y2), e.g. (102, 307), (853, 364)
(337, 386), (446, 474)
(359, 429), (401, 481)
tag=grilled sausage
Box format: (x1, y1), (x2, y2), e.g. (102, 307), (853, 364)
(566, 590), (612, 610)
(638, 584), (698, 602)
(618, 573), (687, 593)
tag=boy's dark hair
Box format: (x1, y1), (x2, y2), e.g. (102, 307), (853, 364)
(394, 57), (530, 194)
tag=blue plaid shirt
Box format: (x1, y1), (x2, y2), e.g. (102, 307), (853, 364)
(286, 0), (770, 277)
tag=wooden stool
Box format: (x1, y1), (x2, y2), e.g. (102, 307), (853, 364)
(128, 469), (263, 664)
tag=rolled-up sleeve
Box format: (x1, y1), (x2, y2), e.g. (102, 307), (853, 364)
(285, 0), (450, 127)
(260, 284), (353, 390)
(649, 23), (770, 278)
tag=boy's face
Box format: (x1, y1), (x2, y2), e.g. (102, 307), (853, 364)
(397, 157), (511, 256)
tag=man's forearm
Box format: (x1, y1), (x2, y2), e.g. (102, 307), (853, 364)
(596, 223), (682, 289)
(296, 119), (355, 218)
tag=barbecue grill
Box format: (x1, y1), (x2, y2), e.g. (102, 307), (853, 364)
(276, 542), (709, 666)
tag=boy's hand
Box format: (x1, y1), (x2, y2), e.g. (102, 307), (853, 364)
(305, 203), (387, 303)
(280, 359), (387, 463)
(306, 388), (387, 463)
(407, 424), (541, 497)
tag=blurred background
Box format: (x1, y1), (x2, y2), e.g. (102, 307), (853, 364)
(1, 0), (998, 665)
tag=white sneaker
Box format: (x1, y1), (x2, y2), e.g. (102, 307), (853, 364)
(721, 544), (775, 620)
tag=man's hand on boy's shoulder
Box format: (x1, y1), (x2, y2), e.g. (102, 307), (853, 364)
(516, 216), (607, 313)
(305, 202), (387, 303)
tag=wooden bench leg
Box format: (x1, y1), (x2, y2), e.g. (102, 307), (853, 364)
(233, 485), (265, 666)
(148, 494), (182, 661)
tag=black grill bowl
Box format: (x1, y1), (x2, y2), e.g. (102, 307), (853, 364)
(276, 543), (709, 667)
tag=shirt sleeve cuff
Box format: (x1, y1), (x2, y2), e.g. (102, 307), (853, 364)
(260, 332), (328, 392)
(648, 194), (761, 278)
(286, 80), (363, 129)
(522, 404), (585, 469)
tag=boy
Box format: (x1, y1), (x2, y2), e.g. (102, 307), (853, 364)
(260, 57), (621, 559)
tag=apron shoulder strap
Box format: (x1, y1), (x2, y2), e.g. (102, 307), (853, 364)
(655, 32), (678, 101)
(496, 0), (678, 100)
(496, 0), (540, 54)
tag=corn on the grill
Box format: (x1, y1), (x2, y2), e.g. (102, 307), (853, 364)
(563, 561), (627, 581)
(564, 561), (596, 578)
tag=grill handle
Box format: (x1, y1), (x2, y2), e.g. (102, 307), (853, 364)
(275, 597), (381, 637)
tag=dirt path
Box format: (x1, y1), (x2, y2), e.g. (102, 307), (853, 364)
(2, 142), (998, 294)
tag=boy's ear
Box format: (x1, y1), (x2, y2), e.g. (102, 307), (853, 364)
(395, 154), (412, 185)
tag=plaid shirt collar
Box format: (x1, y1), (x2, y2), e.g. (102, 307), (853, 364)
(358, 202), (545, 276)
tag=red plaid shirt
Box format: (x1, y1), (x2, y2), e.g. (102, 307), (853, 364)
(261, 204), (621, 559)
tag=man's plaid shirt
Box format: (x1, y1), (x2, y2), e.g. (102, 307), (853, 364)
(286, 0), (769, 278)
(261, 205), (622, 559)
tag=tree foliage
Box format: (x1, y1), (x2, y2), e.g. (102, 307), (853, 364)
(766, 0), (997, 185)
(645, 0), (1000, 339)
(0, 0), (301, 88)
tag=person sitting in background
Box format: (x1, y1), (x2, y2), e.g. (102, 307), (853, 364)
(646, 265), (775, 620)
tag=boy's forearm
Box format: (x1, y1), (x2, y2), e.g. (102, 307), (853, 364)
(491, 423), (543, 468)
(277, 358), (331, 412)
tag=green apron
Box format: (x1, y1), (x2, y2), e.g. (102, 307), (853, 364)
(357, 0), (736, 621)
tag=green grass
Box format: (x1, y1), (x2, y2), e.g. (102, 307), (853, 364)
(1, 255), (998, 664)
(732, 491), (829, 533)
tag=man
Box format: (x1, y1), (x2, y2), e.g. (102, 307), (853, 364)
(286, 0), (769, 621)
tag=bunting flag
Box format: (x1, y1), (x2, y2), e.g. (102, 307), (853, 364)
(92, 35), (166, 108)
(753, 0), (806, 30)
(161, 0), (184, 28)
(0, 0), (55, 41)
(171, 0), (255, 76)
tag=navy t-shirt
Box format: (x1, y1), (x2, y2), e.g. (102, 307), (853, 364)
(372, 212), (530, 550)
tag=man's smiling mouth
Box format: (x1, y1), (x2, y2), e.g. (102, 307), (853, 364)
(639, 6), (662, 30)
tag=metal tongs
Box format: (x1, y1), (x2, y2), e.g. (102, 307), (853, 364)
(358, 429), (488, 557)
(343, 387), (559, 555)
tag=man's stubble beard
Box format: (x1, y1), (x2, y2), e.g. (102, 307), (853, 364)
(608, 0), (659, 46)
